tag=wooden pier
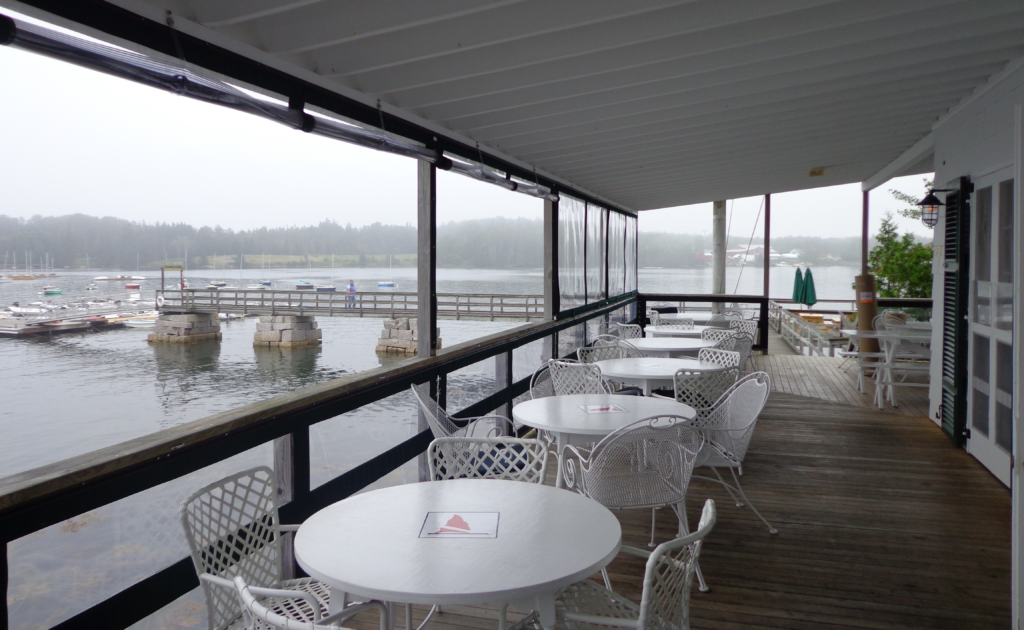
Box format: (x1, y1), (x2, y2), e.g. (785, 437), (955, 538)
(156, 289), (545, 321)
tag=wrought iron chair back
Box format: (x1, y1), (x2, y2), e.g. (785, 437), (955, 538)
(529, 364), (555, 399)
(729, 319), (758, 337)
(670, 364), (741, 413)
(578, 345), (624, 364)
(556, 500), (717, 630)
(411, 382), (510, 439)
(548, 359), (612, 395)
(615, 323), (643, 339)
(659, 318), (694, 330)
(694, 372), (770, 464)
(697, 348), (741, 368)
(562, 416), (704, 512)
(180, 467), (329, 630)
(428, 436), (549, 483)
(637, 499), (717, 630)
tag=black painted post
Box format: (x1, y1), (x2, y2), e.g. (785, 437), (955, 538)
(544, 197), (559, 359)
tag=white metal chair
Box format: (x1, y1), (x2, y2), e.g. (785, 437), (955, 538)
(652, 356), (740, 419)
(729, 319), (757, 338)
(548, 359), (613, 395)
(578, 345), (625, 364)
(692, 372), (778, 534)
(562, 416), (706, 590)
(613, 323), (643, 339)
(697, 347), (741, 368)
(529, 364), (555, 399)
(411, 382), (512, 439)
(226, 574), (389, 630)
(179, 467), (333, 630)
(701, 328), (739, 352)
(554, 499), (716, 630)
(428, 436), (549, 483)
(659, 318), (695, 330)
(729, 331), (754, 370)
(648, 310), (661, 326)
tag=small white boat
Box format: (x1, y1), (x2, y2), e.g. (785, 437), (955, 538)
(377, 281), (397, 287)
(259, 280), (272, 286)
(209, 280), (227, 287)
(124, 318), (157, 328)
(85, 284), (98, 290)
(246, 284), (267, 290)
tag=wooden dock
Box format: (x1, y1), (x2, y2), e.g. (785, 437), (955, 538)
(156, 289), (544, 321)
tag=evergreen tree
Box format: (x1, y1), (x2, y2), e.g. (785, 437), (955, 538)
(868, 212), (932, 298)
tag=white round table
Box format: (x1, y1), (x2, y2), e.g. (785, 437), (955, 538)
(595, 357), (730, 396)
(512, 394), (696, 488)
(625, 337), (716, 358)
(644, 324), (715, 338)
(295, 479), (622, 630)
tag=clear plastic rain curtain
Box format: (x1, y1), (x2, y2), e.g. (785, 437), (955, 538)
(558, 195), (587, 311)
(586, 203), (607, 302)
(607, 211), (626, 297)
(624, 215), (638, 293)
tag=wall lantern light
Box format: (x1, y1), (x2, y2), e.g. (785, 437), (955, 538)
(917, 189), (955, 228)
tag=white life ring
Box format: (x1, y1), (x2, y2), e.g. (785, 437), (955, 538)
(157, 295), (166, 307)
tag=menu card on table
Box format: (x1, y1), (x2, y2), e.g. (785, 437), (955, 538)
(419, 512), (499, 538)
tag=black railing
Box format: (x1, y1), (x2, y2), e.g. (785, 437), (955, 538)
(0, 293), (638, 630)
(636, 294), (770, 352)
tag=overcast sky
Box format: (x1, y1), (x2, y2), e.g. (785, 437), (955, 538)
(1, 11), (933, 240)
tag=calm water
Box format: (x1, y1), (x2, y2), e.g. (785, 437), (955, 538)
(1, 264), (860, 629)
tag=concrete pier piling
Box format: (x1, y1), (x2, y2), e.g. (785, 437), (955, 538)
(376, 318), (441, 356)
(148, 313), (222, 343)
(253, 315), (322, 348)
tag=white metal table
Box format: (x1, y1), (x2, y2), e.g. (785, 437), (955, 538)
(511, 394), (696, 488)
(595, 357), (729, 396)
(644, 324), (715, 338)
(294, 479), (622, 630)
(841, 329), (932, 408)
(624, 337), (717, 358)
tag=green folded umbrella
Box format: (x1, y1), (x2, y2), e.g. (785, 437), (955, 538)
(792, 268), (804, 303)
(802, 268), (818, 307)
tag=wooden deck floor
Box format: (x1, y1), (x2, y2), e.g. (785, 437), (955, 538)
(751, 350), (931, 418)
(345, 392), (1011, 630)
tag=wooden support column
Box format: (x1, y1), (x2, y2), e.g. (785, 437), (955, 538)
(273, 430), (308, 579)
(712, 200), (727, 313)
(544, 198), (559, 359)
(862, 190), (870, 276)
(417, 160), (437, 481)
(417, 161), (438, 357)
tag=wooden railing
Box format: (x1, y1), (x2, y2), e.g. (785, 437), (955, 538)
(156, 289), (545, 321)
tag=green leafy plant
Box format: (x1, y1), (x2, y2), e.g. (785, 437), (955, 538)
(868, 212), (933, 298)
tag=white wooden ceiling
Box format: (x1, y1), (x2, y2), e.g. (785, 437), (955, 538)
(46, 0), (1024, 209)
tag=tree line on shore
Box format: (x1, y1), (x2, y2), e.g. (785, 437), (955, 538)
(1, 212), (876, 271)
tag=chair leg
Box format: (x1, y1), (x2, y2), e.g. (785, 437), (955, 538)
(729, 468), (778, 535)
(712, 467), (743, 507)
(601, 568), (612, 590)
(673, 502), (709, 593)
(649, 507), (658, 547)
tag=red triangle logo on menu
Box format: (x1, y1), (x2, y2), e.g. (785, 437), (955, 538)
(435, 514), (471, 534)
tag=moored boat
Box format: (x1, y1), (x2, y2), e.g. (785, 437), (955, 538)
(315, 285), (336, 292)
(295, 280), (313, 290)
(42, 286), (62, 295)
(125, 283), (141, 289)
